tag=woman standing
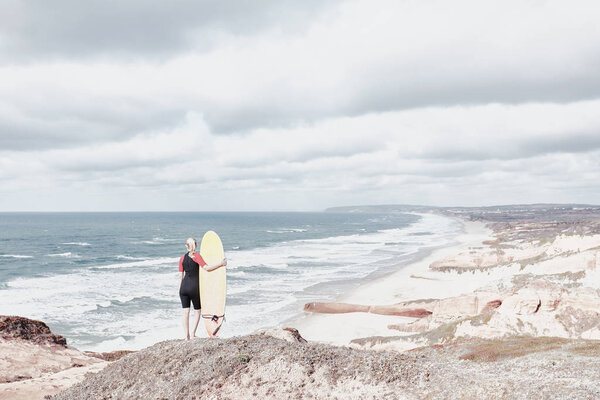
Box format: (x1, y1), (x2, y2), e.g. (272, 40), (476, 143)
(179, 237), (226, 339)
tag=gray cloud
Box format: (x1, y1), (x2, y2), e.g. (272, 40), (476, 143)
(205, 63), (600, 134)
(521, 130), (600, 158)
(1, 0), (599, 150)
(0, 0), (336, 62)
(417, 129), (600, 162)
(0, 102), (184, 150)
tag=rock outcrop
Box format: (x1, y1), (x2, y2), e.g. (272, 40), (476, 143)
(260, 327), (308, 343)
(0, 316), (67, 347)
(0, 316), (109, 400)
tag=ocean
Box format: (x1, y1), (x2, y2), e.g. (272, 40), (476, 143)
(0, 211), (461, 352)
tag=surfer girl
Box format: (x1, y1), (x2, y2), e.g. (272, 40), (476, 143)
(179, 237), (227, 340)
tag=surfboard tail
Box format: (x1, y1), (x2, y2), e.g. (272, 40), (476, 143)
(201, 314), (225, 337)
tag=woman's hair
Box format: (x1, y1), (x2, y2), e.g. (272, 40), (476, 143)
(185, 237), (197, 254)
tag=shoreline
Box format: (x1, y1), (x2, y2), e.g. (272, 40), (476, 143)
(275, 213), (463, 332)
(288, 216), (493, 345)
(0, 210), (433, 354)
(291, 205), (600, 353)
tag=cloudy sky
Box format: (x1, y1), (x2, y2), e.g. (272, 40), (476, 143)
(1, 0), (599, 211)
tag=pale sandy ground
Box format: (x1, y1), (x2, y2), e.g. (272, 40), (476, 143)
(0, 338), (108, 400)
(0, 362), (107, 400)
(289, 219), (494, 345)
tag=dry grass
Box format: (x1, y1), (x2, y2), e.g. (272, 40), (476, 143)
(458, 337), (573, 362)
(100, 350), (136, 362)
(568, 342), (600, 357)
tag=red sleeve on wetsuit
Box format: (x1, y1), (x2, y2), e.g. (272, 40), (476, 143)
(179, 255), (184, 272)
(192, 253), (207, 267)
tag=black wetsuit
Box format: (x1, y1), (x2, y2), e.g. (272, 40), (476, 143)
(179, 253), (203, 310)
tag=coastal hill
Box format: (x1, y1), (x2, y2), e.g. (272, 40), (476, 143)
(2, 319), (598, 399)
(53, 331), (600, 399)
(326, 203), (600, 222)
(306, 204), (600, 351)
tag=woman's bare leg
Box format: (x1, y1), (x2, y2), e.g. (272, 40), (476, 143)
(182, 308), (190, 340)
(191, 309), (201, 338)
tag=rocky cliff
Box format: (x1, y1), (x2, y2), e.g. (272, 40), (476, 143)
(51, 331), (600, 400)
(0, 316), (109, 400)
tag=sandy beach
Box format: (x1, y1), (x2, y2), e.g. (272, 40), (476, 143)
(290, 218), (494, 345)
(292, 206), (600, 353)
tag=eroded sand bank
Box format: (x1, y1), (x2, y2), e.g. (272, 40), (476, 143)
(293, 213), (600, 352)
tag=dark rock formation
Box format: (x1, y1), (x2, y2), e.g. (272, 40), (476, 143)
(282, 327), (307, 343)
(0, 316), (67, 347)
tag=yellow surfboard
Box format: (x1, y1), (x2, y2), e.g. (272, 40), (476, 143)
(199, 231), (226, 337)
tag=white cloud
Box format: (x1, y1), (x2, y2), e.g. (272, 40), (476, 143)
(2, 0), (600, 145)
(2, 100), (600, 210)
(0, 0), (599, 210)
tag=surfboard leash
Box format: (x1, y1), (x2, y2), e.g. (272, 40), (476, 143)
(201, 314), (225, 322)
(201, 314), (225, 336)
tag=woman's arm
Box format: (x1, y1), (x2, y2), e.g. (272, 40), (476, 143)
(191, 253), (227, 271)
(203, 258), (227, 272)
(179, 255), (184, 282)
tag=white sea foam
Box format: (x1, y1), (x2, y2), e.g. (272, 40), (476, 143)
(267, 228), (308, 233)
(62, 242), (91, 246)
(138, 237), (179, 245)
(48, 252), (80, 258)
(1, 268), (179, 326)
(94, 257), (177, 269)
(0, 254), (33, 258)
(115, 255), (146, 261)
(83, 314), (182, 352)
(0, 213), (461, 352)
